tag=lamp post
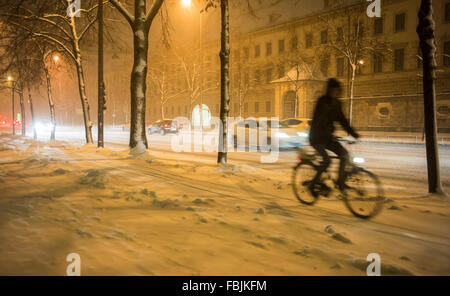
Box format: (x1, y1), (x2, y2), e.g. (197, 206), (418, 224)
(182, 0), (203, 133)
(98, 0), (105, 148)
(8, 76), (16, 136)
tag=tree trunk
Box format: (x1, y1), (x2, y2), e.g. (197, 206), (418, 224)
(27, 85), (37, 140)
(70, 15), (93, 144)
(44, 67), (56, 140)
(217, 0), (230, 164)
(417, 0), (443, 194)
(19, 85), (25, 136)
(129, 16), (149, 150)
(349, 64), (356, 125)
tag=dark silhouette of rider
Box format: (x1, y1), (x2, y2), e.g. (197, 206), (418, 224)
(309, 78), (360, 197)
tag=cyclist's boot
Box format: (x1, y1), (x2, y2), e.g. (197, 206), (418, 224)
(308, 182), (319, 198)
(319, 183), (332, 197)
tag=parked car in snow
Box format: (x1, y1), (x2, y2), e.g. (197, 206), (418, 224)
(148, 119), (180, 135)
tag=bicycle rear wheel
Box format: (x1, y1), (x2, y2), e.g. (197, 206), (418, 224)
(342, 168), (384, 219)
(292, 161), (319, 205)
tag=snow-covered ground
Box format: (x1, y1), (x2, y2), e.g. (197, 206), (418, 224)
(0, 130), (449, 275)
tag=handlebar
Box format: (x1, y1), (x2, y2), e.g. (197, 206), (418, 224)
(335, 136), (359, 145)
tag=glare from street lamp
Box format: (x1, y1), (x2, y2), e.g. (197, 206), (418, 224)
(358, 60), (364, 65)
(53, 55), (59, 62)
(181, 0), (191, 7)
(7, 76), (12, 81)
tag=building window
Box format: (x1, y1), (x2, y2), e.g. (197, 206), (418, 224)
(394, 48), (405, 71)
(254, 102), (259, 113)
(444, 41), (450, 66)
(320, 57), (329, 76)
(266, 42), (272, 56)
(266, 101), (271, 112)
(395, 13), (406, 32)
(178, 106), (181, 114)
(378, 107), (390, 118)
(373, 54), (383, 73)
(244, 72), (249, 85)
(244, 102), (248, 113)
(244, 47), (249, 59)
(278, 39), (285, 53)
(254, 69), (261, 83)
(324, 0), (329, 8)
(336, 57), (345, 77)
(320, 30), (328, 44)
(266, 68), (272, 83)
(438, 105), (450, 116)
(184, 105), (187, 114)
(278, 64), (285, 78)
(305, 33), (312, 48)
(336, 27), (343, 40)
(234, 103), (238, 114)
(291, 36), (298, 50)
(216, 104), (219, 113)
(446, 3), (450, 22)
(255, 45), (260, 58)
(374, 18), (383, 35)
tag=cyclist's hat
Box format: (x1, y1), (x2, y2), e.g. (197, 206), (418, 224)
(327, 78), (342, 90)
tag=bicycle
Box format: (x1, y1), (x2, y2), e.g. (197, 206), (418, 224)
(292, 139), (385, 219)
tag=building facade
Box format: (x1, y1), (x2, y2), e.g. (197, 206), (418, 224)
(147, 0), (450, 132)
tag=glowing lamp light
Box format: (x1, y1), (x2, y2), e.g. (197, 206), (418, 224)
(181, 0), (191, 7)
(53, 55), (59, 62)
(358, 60), (364, 65)
(7, 76), (12, 81)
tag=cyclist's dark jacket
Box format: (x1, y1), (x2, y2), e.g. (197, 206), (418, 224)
(309, 95), (358, 145)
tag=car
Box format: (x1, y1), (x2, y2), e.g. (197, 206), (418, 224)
(280, 117), (312, 138)
(148, 119), (180, 135)
(231, 118), (309, 149)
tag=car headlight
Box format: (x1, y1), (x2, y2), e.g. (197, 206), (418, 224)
(297, 132), (308, 137)
(275, 132), (290, 138)
(353, 157), (365, 164)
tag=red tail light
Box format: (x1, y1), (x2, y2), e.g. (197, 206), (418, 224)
(164, 124), (168, 128)
(296, 157), (302, 162)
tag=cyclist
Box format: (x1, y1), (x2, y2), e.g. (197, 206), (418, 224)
(308, 78), (360, 197)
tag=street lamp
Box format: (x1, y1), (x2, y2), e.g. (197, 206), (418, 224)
(53, 55), (59, 62)
(181, 0), (192, 7)
(181, 0), (203, 132)
(7, 76), (16, 135)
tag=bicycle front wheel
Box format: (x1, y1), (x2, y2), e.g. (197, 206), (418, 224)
(342, 168), (384, 219)
(292, 161), (319, 205)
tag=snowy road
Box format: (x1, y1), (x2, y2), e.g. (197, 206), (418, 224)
(50, 126), (450, 194)
(0, 129), (449, 275)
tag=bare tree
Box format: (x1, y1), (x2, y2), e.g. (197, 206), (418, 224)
(319, 4), (390, 124)
(149, 61), (181, 120)
(1, 0), (102, 143)
(109, 0), (164, 153)
(417, 0), (444, 195)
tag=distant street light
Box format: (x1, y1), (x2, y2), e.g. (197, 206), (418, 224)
(358, 60), (364, 65)
(181, 0), (192, 7)
(53, 55), (59, 62)
(7, 76), (12, 81)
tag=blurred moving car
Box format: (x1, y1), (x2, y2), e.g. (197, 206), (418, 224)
(231, 118), (309, 149)
(280, 118), (312, 138)
(148, 119), (180, 135)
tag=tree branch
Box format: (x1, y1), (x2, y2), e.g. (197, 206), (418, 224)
(109, 0), (134, 26)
